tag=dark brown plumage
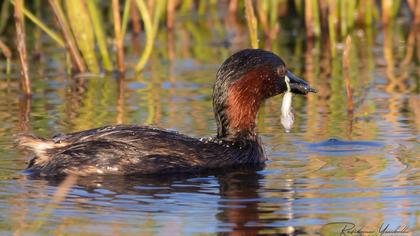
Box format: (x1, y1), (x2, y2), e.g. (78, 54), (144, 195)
(16, 49), (316, 176)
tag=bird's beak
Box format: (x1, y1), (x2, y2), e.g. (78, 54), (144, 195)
(286, 70), (317, 95)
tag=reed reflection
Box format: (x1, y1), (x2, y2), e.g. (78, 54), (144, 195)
(63, 77), (86, 130)
(116, 75), (126, 124)
(383, 22), (416, 132)
(18, 95), (32, 132)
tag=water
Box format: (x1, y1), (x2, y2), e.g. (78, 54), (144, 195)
(0, 17), (419, 236)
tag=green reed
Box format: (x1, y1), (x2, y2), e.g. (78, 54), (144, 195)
(87, 0), (113, 71)
(49, 0), (87, 72)
(0, 39), (11, 75)
(2, 0), (417, 83)
(134, 0), (153, 72)
(245, 0), (258, 49)
(66, 0), (99, 73)
(0, 0), (10, 34)
(121, 0), (131, 39)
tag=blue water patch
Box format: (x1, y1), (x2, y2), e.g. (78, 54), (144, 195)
(128, 81), (147, 89)
(162, 81), (172, 89)
(299, 138), (385, 155)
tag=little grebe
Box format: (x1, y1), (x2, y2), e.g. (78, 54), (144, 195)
(17, 49), (316, 176)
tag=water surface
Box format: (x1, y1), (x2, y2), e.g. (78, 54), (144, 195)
(0, 13), (419, 236)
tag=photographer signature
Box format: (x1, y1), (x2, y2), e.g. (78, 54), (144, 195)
(325, 222), (409, 236)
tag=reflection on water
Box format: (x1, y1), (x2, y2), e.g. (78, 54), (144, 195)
(0, 11), (419, 236)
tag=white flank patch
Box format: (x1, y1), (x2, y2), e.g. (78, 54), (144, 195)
(32, 142), (54, 152)
(281, 76), (294, 132)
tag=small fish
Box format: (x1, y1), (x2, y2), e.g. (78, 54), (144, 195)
(281, 76), (294, 132)
(281, 91), (294, 132)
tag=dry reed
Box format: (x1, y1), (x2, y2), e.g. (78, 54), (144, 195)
(229, 0), (238, 15)
(327, 0), (338, 57)
(342, 35), (354, 113)
(130, 0), (142, 34)
(14, 0), (31, 95)
(113, 0), (126, 73)
(412, 0), (420, 25)
(167, 0), (175, 30)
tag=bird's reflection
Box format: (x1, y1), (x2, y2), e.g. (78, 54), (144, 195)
(215, 170), (302, 236)
(28, 166), (302, 235)
(216, 170), (262, 236)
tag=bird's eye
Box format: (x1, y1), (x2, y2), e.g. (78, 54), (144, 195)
(277, 66), (286, 77)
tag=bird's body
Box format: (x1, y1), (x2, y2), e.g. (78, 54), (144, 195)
(18, 125), (264, 176)
(16, 49), (316, 176)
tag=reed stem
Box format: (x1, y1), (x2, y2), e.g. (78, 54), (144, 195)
(0, 39), (11, 75)
(65, 0), (99, 73)
(112, 0), (125, 73)
(328, 0), (337, 57)
(381, 0), (393, 26)
(413, 0), (420, 25)
(305, 0), (314, 39)
(245, 0), (258, 49)
(229, 0), (238, 15)
(121, 0), (131, 38)
(49, 0), (87, 73)
(0, 0), (10, 34)
(130, 0), (141, 34)
(179, 0), (192, 13)
(117, 75), (125, 124)
(167, 0), (176, 30)
(339, 0), (347, 37)
(312, 0), (321, 37)
(365, 0), (373, 26)
(10, 0), (65, 47)
(152, 0), (165, 36)
(134, 0), (153, 72)
(343, 35), (354, 113)
(14, 0), (31, 95)
(346, 0), (356, 31)
(87, 0), (113, 71)
(256, 1), (269, 36)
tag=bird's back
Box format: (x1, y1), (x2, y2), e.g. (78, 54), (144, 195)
(17, 125), (265, 176)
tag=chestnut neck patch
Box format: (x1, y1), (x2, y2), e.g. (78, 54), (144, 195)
(224, 66), (279, 139)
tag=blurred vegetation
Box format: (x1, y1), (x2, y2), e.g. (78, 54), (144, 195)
(0, 0), (419, 79)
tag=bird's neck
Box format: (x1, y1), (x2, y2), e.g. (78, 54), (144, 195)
(214, 80), (265, 141)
